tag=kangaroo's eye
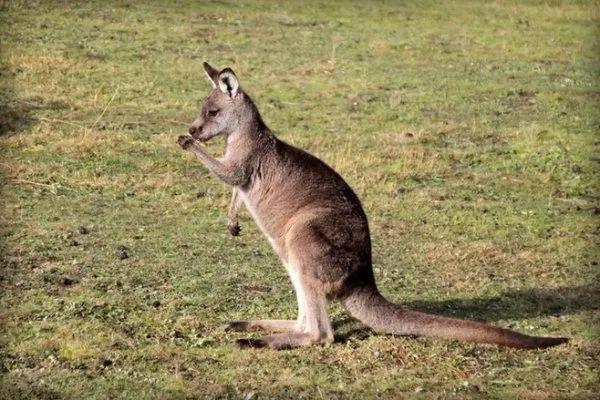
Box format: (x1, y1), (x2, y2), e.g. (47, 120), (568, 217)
(208, 109), (219, 117)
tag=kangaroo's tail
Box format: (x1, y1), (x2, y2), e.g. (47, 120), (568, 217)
(341, 286), (568, 349)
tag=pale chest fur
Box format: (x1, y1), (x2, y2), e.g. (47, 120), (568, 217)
(238, 188), (287, 260)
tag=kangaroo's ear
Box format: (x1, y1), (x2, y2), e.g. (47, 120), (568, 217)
(218, 68), (240, 97)
(203, 61), (219, 88)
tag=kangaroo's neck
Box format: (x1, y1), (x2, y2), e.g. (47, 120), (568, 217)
(224, 93), (274, 161)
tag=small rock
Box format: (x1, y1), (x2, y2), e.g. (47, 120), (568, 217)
(61, 277), (76, 286)
(414, 386), (424, 393)
(99, 357), (112, 367)
(78, 226), (89, 234)
(460, 381), (480, 392)
(517, 89), (533, 98)
(172, 330), (184, 339)
(116, 245), (129, 260)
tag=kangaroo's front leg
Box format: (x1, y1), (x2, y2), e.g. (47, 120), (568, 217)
(177, 135), (248, 187)
(227, 188), (243, 236)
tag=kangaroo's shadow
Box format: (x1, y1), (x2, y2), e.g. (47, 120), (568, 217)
(333, 284), (599, 343)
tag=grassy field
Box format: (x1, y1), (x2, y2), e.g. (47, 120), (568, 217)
(1, 1), (599, 398)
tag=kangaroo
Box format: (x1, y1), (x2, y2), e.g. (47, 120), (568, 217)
(176, 62), (569, 350)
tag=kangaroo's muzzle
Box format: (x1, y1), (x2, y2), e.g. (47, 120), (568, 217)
(189, 126), (202, 140)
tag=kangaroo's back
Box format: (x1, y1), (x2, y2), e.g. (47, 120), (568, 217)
(242, 136), (368, 236)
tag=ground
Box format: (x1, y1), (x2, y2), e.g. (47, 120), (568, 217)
(0, 1), (599, 399)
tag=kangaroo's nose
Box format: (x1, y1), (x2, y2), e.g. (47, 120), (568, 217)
(188, 126), (197, 135)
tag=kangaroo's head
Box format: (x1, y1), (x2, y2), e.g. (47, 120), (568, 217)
(188, 62), (244, 142)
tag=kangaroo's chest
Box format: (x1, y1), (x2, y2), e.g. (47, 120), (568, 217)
(239, 189), (287, 260)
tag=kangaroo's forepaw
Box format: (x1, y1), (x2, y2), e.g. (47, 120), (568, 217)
(228, 223), (241, 236)
(177, 135), (195, 150)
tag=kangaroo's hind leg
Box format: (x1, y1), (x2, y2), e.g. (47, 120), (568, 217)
(225, 262), (307, 334)
(233, 214), (349, 349)
(235, 238), (334, 349)
(225, 319), (297, 333)
(236, 275), (333, 349)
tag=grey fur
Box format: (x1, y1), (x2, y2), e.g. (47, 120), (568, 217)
(177, 62), (569, 350)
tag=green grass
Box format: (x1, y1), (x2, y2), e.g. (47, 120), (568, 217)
(1, 1), (598, 398)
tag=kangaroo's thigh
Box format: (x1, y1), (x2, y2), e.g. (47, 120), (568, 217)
(285, 215), (368, 289)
